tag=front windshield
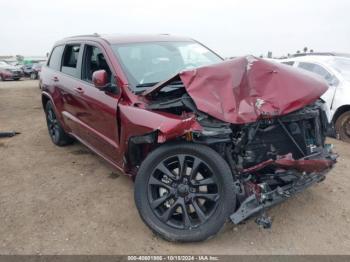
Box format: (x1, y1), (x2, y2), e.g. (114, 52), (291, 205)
(111, 41), (222, 91)
(330, 58), (350, 81)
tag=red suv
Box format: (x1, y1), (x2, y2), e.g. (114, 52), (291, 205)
(41, 34), (337, 242)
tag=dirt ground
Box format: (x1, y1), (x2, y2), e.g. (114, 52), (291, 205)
(0, 80), (350, 255)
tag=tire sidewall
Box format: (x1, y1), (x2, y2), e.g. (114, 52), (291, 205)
(134, 142), (236, 242)
(45, 101), (69, 145)
(335, 111), (350, 142)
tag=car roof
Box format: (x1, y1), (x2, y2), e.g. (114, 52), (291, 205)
(279, 55), (337, 64)
(56, 33), (195, 45)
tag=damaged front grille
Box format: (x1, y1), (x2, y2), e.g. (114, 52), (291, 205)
(234, 101), (329, 170)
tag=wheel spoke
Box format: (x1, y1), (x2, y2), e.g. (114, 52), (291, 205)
(150, 193), (173, 209)
(191, 198), (207, 223)
(192, 177), (215, 186)
(177, 154), (186, 177)
(189, 157), (201, 180)
(160, 199), (179, 222)
(179, 198), (192, 228)
(194, 193), (220, 202)
(148, 175), (173, 192)
(47, 110), (54, 122)
(156, 162), (177, 181)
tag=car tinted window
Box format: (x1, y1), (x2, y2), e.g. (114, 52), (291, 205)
(82, 45), (113, 84)
(282, 61), (294, 66)
(298, 62), (315, 72)
(62, 44), (81, 77)
(298, 62), (333, 82)
(48, 45), (64, 71)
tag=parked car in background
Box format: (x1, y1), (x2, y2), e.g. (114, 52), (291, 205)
(30, 61), (46, 80)
(279, 55), (350, 142)
(40, 34), (336, 242)
(0, 60), (23, 81)
(22, 64), (34, 77)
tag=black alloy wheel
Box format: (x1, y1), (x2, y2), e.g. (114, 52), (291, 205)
(148, 154), (220, 229)
(45, 101), (73, 146)
(135, 142), (236, 242)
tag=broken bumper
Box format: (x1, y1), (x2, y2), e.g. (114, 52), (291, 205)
(230, 148), (337, 225)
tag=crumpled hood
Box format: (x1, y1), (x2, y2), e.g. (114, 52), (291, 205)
(143, 56), (328, 124)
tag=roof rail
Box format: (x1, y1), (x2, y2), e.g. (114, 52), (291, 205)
(291, 52), (334, 58)
(64, 33), (100, 39)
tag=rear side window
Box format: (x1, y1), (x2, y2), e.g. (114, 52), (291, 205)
(282, 61), (295, 66)
(48, 45), (64, 71)
(62, 44), (81, 77)
(298, 62), (333, 81)
(298, 62), (315, 72)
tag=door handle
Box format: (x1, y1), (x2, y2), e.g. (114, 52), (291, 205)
(74, 87), (84, 93)
(52, 76), (59, 82)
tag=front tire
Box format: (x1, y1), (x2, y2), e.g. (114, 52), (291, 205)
(335, 111), (350, 142)
(134, 142), (236, 242)
(45, 101), (73, 146)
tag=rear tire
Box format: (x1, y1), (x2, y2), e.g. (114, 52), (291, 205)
(134, 142), (236, 242)
(30, 72), (37, 80)
(45, 101), (74, 146)
(335, 111), (350, 142)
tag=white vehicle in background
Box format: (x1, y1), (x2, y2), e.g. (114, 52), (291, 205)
(279, 54), (350, 142)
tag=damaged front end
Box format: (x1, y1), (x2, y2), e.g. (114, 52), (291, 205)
(141, 56), (337, 227)
(227, 101), (337, 226)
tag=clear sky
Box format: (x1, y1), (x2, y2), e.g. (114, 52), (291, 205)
(0, 0), (349, 58)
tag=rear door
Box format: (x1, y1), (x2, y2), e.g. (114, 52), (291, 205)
(57, 43), (86, 136)
(41, 45), (67, 127)
(72, 43), (122, 165)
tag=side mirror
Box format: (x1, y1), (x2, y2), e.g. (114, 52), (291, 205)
(92, 70), (108, 90)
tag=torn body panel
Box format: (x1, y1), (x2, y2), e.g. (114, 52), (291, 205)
(118, 103), (202, 173)
(143, 56), (329, 124)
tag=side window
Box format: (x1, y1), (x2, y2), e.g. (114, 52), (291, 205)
(298, 62), (334, 83)
(61, 44), (81, 78)
(48, 45), (64, 71)
(312, 64), (333, 81)
(298, 62), (315, 72)
(282, 61), (295, 66)
(82, 45), (113, 85)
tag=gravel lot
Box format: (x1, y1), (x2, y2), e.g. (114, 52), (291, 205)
(0, 80), (350, 255)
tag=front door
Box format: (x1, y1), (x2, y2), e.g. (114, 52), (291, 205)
(73, 44), (122, 165)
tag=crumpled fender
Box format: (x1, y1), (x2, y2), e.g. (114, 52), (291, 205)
(118, 104), (202, 145)
(143, 56), (328, 124)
